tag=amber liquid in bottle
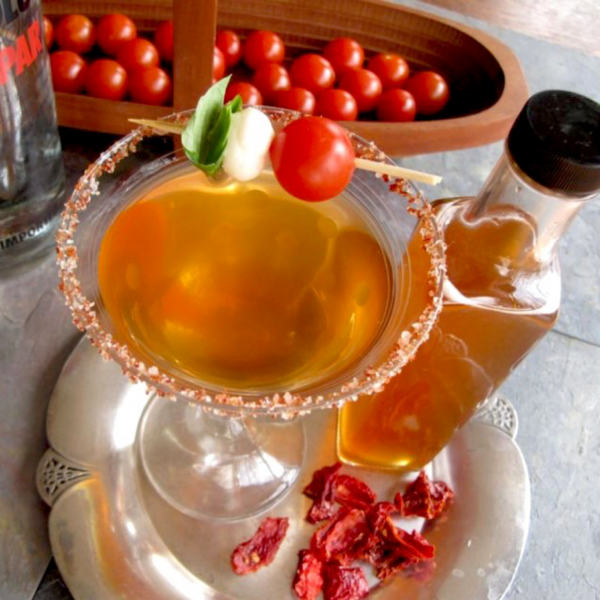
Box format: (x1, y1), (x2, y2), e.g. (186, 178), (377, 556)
(338, 197), (560, 470)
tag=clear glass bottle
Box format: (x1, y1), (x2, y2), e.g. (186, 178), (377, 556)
(338, 90), (600, 471)
(0, 0), (65, 271)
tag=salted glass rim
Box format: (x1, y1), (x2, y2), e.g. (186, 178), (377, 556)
(56, 107), (446, 418)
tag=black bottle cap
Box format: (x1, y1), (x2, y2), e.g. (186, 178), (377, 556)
(507, 90), (600, 196)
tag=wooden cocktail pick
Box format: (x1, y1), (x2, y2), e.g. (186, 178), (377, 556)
(129, 118), (442, 186)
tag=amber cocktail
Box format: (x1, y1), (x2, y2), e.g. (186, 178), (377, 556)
(57, 108), (444, 521)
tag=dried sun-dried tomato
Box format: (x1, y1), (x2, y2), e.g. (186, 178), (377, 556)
(304, 462), (342, 524)
(333, 474), (377, 510)
(231, 517), (289, 575)
(395, 471), (454, 519)
(323, 563), (370, 600)
(293, 550), (324, 600)
(311, 508), (371, 565)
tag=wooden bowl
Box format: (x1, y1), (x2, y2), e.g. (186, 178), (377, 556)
(43, 0), (528, 155)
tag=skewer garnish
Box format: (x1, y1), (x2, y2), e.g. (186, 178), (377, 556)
(129, 77), (442, 198)
(130, 116), (442, 186)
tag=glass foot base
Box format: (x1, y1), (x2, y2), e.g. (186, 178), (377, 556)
(139, 396), (305, 521)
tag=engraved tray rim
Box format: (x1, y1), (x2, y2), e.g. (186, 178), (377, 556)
(37, 338), (530, 600)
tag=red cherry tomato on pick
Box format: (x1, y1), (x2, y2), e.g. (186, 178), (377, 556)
(290, 54), (335, 96)
(338, 68), (382, 113)
(243, 30), (285, 70)
(225, 82), (263, 106)
(270, 116), (355, 202)
(55, 15), (96, 54)
(368, 53), (409, 91)
(216, 30), (242, 68)
(324, 38), (364, 75)
(153, 20), (174, 62)
(97, 14), (137, 56)
(404, 71), (450, 116)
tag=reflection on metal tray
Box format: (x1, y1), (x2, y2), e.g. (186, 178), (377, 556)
(37, 339), (530, 600)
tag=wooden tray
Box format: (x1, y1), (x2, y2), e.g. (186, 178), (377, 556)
(42, 0), (528, 155)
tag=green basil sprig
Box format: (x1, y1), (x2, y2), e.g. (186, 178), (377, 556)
(181, 76), (243, 176)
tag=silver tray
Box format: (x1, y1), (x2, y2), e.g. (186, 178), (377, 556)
(37, 339), (530, 600)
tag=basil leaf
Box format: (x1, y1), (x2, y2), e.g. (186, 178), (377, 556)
(227, 94), (243, 114)
(202, 103), (234, 175)
(182, 75), (231, 166)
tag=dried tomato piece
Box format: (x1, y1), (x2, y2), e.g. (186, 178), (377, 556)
(366, 501), (397, 531)
(303, 462), (342, 499)
(396, 471), (454, 519)
(333, 474), (377, 510)
(293, 550), (324, 600)
(304, 462), (342, 524)
(323, 563), (369, 600)
(307, 498), (338, 524)
(311, 508), (370, 565)
(231, 517), (289, 574)
(383, 524), (435, 561)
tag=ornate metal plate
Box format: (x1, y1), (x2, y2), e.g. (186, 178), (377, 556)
(37, 339), (530, 600)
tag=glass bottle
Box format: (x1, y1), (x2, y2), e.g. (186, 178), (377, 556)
(338, 90), (600, 471)
(0, 0), (65, 271)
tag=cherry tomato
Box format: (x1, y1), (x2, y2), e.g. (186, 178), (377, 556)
(324, 38), (364, 75)
(216, 30), (242, 69)
(404, 71), (450, 116)
(315, 89), (358, 121)
(85, 59), (127, 101)
(376, 89), (416, 122)
(55, 15), (96, 55)
(128, 66), (172, 105)
(213, 46), (226, 81)
(269, 116), (355, 202)
(243, 30), (285, 70)
(290, 54), (335, 96)
(116, 38), (159, 72)
(368, 53), (409, 91)
(273, 88), (316, 114)
(50, 50), (86, 94)
(252, 63), (290, 104)
(338, 68), (382, 113)
(97, 14), (136, 56)
(225, 82), (263, 106)
(153, 20), (174, 62)
(43, 16), (54, 49)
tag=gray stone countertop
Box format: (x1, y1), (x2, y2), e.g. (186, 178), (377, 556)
(2, 2), (599, 599)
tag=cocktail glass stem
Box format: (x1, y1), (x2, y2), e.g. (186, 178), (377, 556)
(139, 396), (305, 520)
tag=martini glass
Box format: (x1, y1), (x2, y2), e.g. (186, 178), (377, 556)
(56, 108), (445, 521)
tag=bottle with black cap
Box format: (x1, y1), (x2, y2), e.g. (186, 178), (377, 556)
(338, 90), (600, 471)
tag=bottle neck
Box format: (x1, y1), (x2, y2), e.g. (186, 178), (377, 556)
(466, 147), (593, 263)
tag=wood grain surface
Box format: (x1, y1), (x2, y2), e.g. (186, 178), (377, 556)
(43, 0), (528, 155)
(422, 0), (600, 57)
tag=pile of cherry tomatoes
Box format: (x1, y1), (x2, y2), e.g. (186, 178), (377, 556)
(220, 30), (450, 122)
(44, 14), (174, 105)
(45, 15), (450, 120)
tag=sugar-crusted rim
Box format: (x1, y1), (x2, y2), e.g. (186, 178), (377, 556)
(56, 108), (446, 418)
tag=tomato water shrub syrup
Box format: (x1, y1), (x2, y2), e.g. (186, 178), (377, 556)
(0, 0), (65, 270)
(98, 167), (394, 391)
(339, 91), (600, 470)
